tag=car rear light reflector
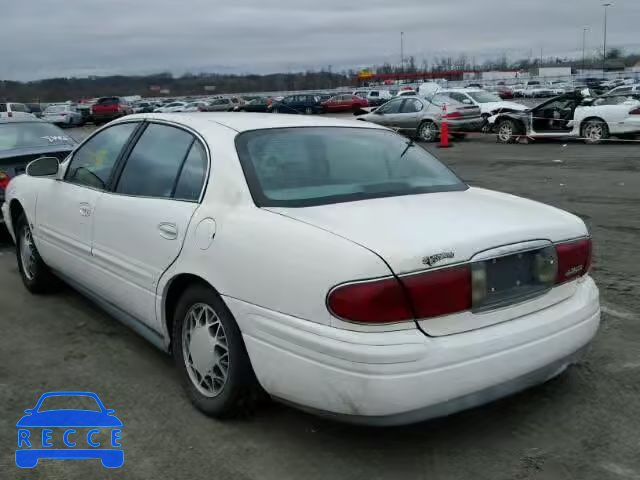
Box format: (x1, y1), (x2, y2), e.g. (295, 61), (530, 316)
(400, 265), (471, 319)
(444, 111), (462, 119)
(555, 238), (592, 284)
(327, 277), (413, 324)
(629, 107), (640, 115)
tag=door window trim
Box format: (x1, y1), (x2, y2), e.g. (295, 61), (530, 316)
(62, 120), (145, 193)
(108, 119), (211, 204)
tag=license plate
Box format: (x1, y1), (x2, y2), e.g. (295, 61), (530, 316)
(472, 247), (556, 312)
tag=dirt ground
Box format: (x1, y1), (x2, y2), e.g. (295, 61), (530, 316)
(1, 132), (639, 480)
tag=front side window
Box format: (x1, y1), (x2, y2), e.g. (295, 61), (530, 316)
(116, 123), (194, 198)
(66, 122), (138, 189)
(235, 127), (466, 207)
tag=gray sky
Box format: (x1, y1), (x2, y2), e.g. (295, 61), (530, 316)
(2, 0), (639, 80)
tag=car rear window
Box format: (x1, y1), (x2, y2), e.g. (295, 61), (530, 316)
(0, 122), (75, 152)
(45, 105), (67, 113)
(97, 97), (119, 105)
(235, 127), (467, 207)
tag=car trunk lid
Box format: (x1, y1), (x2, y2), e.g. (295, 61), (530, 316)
(267, 187), (588, 335)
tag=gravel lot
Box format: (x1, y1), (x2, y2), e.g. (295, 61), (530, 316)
(1, 122), (639, 480)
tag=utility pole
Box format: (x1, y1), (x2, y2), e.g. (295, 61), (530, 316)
(540, 47), (543, 70)
(602, 3), (612, 74)
(400, 31), (405, 73)
(582, 27), (589, 72)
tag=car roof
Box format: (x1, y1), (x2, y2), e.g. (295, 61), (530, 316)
(121, 112), (387, 133)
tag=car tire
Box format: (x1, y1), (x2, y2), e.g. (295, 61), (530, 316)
(496, 119), (519, 144)
(15, 213), (59, 294)
(417, 120), (439, 142)
(172, 283), (260, 418)
(581, 119), (610, 144)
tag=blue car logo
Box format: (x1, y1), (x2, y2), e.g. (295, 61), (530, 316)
(16, 391), (123, 468)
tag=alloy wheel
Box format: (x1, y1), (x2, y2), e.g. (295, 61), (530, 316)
(419, 122), (438, 142)
(498, 122), (514, 142)
(584, 123), (604, 141)
(20, 225), (36, 281)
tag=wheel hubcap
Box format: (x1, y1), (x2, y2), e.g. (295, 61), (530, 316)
(20, 225), (36, 280)
(182, 303), (229, 397)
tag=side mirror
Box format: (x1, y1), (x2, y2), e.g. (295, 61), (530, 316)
(462, 99), (472, 105)
(26, 156), (59, 177)
(374, 109), (383, 115)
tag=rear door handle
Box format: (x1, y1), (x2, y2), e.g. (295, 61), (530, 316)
(158, 222), (178, 240)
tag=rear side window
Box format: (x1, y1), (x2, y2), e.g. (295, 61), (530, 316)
(116, 123), (194, 198)
(97, 97), (119, 106)
(0, 104), (6, 112)
(401, 99), (423, 113)
(173, 142), (207, 201)
(66, 122), (138, 189)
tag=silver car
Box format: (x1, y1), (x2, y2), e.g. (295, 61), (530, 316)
(359, 94), (483, 142)
(41, 104), (84, 126)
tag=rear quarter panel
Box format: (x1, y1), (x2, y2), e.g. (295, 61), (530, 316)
(155, 127), (393, 338)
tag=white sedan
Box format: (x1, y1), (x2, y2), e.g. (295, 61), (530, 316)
(153, 101), (189, 113)
(1, 113), (600, 425)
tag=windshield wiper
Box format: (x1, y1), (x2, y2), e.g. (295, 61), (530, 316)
(400, 139), (415, 158)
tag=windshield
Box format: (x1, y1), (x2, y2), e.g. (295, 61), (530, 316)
(467, 91), (502, 103)
(0, 122), (75, 152)
(235, 127), (467, 207)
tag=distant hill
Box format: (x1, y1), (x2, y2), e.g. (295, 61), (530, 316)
(0, 71), (353, 102)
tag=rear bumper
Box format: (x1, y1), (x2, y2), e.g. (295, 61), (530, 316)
(227, 276), (599, 425)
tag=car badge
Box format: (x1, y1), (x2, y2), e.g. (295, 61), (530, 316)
(422, 251), (455, 267)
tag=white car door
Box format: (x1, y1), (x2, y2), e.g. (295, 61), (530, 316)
(89, 122), (208, 329)
(35, 122), (140, 286)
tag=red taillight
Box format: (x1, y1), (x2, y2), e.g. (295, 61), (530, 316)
(327, 277), (413, 324)
(444, 111), (462, 119)
(629, 107), (640, 115)
(327, 265), (472, 324)
(0, 171), (10, 189)
(555, 238), (592, 284)
(400, 266), (471, 319)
